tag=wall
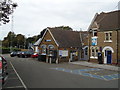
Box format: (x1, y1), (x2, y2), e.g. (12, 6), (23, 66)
(118, 30), (120, 61)
(89, 30), (118, 64)
(98, 31), (117, 64)
(58, 47), (78, 63)
(39, 30), (58, 51)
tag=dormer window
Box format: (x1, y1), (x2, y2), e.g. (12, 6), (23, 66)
(93, 30), (97, 37)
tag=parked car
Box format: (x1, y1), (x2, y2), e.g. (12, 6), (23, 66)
(20, 51), (26, 58)
(31, 53), (38, 58)
(17, 51), (22, 57)
(0, 56), (8, 85)
(10, 51), (17, 57)
(26, 51), (34, 58)
(17, 51), (34, 58)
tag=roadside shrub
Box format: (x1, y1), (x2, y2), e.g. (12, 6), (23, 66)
(0, 47), (21, 54)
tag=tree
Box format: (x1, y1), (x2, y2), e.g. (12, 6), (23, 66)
(0, 0), (17, 25)
(16, 34), (25, 49)
(55, 26), (73, 31)
(2, 31), (16, 47)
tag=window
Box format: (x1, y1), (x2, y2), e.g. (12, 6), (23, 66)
(48, 45), (54, 50)
(85, 47), (88, 55)
(93, 30), (97, 37)
(109, 32), (112, 40)
(105, 33), (109, 40)
(105, 32), (112, 42)
(48, 45), (54, 56)
(90, 47), (99, 58)
(95, 49), (98, 57)
(41, 45), (46, 54)
(91, 48), (95, 56)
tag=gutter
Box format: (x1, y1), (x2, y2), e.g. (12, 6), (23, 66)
(88, 30), (91, 62)
(116, 30), (119, 65)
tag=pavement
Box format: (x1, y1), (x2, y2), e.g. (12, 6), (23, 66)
(69, 61), (119, 71)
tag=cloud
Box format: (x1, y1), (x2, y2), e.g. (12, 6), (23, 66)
(0, 0), (119, 40)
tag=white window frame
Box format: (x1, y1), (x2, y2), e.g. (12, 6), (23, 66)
(41, 45), (47, 55)
(48, 45), (54, 50)
(48, 45), (55, 56)
(90, 46), (99, 59)
(92, 28), (98, 37)
(104, 32), (112, 42)
(93, 30), (97, 37)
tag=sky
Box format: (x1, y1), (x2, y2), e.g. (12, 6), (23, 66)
(0, 0), (119, 40)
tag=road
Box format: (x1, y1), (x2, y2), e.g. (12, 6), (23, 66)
(2, 54), (119, 89)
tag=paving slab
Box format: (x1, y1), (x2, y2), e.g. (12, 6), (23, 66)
(69, 61), (119, 71)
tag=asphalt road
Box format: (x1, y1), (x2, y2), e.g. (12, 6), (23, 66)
(2, 54), (119, 89)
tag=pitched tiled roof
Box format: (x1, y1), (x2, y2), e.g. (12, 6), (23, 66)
(93, 10), (120, 31)
(48, 27), (82, 48)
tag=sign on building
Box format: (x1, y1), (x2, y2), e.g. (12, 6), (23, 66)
(91, 37), (97, 46)
(59, 50), (68, 57)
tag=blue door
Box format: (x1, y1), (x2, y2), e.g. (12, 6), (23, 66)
(107, 50), (112, 64)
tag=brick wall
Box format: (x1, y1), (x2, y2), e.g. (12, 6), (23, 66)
(98, 31), (117, 64)
(118, 30), (120, 60)
(39, 30), (58, 49)
(89, 30), (118, 64)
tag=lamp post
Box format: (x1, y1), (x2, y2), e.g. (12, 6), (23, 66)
(10, 1), (17, 52)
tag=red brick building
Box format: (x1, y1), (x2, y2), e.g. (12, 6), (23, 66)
(88, 10), (120, 65)
(38, 27), (82, 63)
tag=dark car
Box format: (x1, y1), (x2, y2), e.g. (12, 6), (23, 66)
(19, 51), (33, 58)
(17, 51), (22, 57)
(0, 56), (8, 85)
(17, 51), (34, 58)
(26, 51), (34, 58)
(10, 51), (17, 57)
(17, 51), (26, 58)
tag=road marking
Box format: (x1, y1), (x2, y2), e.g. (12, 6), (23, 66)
(50, 68), (119, 81)
(4, 86), (24, 88)
(10, 61), (27, 90)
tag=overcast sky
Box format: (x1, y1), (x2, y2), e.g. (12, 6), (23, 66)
(0, 0), (119, 40)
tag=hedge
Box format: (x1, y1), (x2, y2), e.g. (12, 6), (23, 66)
(0, 47), (21, 54)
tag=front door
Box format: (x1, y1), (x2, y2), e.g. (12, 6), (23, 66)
(107, 50), (112, 64)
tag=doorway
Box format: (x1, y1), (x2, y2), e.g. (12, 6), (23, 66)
(81, 46), (88, 60)
(102, 46), (114, 64)
(106, 50), (112, 64)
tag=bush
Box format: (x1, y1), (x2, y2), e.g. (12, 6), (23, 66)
(0, 47), (21, 54)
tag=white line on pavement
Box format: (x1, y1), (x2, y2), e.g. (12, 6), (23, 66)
(10, 61), (28, 90)
(5, 86), (24, 88)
